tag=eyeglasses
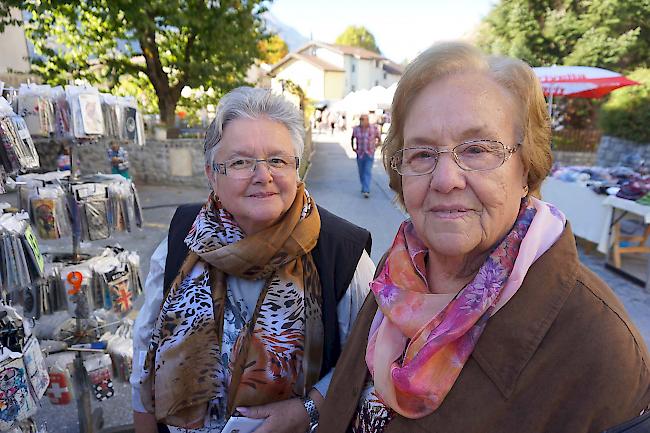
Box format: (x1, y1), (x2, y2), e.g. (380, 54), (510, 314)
(390, 140), (520, 176)
(212, 155), (299, 179)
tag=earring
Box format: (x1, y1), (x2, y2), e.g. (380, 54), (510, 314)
(523, 185), (529, 195)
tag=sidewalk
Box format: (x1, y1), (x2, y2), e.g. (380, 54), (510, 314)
(306, 132), (650, 344)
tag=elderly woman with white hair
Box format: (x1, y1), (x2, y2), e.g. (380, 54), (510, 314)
(130, 87), (374, 433)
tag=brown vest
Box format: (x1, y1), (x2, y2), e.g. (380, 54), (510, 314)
(318, 224), (650, 433)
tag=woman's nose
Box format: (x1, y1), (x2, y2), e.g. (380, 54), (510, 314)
(428, 153), (466, 193)
(251, 160), (274, 182)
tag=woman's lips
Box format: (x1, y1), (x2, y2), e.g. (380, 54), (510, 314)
(248, 192), (278, 198)
(429, 207), (475, 219)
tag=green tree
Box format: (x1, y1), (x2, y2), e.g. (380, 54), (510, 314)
(477, 0), (649, 70)
(259, 34), (289, 65)
(335, 25), (381, 53)
(600, 68), (650, 143)
(3, 0), (269, 125)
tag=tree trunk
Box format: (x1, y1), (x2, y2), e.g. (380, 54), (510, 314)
(158, 93), (178, 127)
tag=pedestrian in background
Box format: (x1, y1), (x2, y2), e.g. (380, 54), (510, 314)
(57, 145), (71, 171)
(351, 114), (381, 198)
(107, 141), (130, 179)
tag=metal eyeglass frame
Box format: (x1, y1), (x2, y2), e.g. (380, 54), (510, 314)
(390, 140), (520, 176)
(212, 156), (300, 177)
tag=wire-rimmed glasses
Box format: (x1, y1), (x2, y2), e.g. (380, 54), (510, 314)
(390, 140), (520, 176)
(212, 155), (300, 179)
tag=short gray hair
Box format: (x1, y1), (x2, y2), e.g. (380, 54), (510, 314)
(204, 87), (305, 167)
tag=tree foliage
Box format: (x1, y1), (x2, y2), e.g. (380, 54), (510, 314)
(600, 68), (650, 143)
(259, 33), (288, 65)
(477, 0), (650, 70)
(4, 0), (269, 125)
(335, 25), (381, 54)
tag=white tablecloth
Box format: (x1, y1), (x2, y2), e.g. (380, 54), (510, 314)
(541, 177), (650, 254)
(541, 177), (609, 244)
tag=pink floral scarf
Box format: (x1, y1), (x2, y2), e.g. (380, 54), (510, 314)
(365, 197), (566, 419)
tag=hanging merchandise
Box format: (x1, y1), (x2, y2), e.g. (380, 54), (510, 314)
(0, 166), (6, 194)
(83, 353), (114, 401)
(44, 351), (75, 405)
(27, 185), (71, 240)
(0, 212), (44, 304)
(65, 86), (104, 139)
(102, 320), (132, 382)
(0, 97), (40, 175)
(17, 84), (55, 138)
(50, 87), (73, 141)
(71, 183), (110, 241)
(60, 265), (93, 320)
(0, 304), (48, 431)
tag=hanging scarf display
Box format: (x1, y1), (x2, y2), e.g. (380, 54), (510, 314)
(141, 183), (324, 428)
(364, 197), (566, 422)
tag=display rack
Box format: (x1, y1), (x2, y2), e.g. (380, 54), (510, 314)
(1, 82), (144, 433)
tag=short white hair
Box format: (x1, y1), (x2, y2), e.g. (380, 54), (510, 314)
(204, 86), (305, 167)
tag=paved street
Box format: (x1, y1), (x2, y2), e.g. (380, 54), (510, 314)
(5, 134), (650, 432)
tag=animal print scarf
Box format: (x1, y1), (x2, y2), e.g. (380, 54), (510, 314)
(140, 183), (323, 428)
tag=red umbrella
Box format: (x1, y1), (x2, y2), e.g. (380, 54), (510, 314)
(533, 66), (639, 98)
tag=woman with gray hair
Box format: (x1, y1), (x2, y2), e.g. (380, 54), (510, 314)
(130, 86), (374, 433)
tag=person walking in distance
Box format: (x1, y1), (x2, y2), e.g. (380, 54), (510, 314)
(351, 114), (381, 198)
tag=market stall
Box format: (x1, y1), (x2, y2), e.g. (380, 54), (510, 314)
(0, 81), (145, 432)
(542, 166), (650, 291)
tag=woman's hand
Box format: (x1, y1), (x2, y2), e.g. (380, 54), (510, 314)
(133, 411), (158, 433)
(238, 388), (324, 433)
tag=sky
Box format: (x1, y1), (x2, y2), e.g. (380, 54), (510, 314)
(268, 0), (497, 62)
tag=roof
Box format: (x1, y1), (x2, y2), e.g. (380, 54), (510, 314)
(320, 43), (384, 60)
(382, 61), (403, 75)
(268, 52), (344, 75)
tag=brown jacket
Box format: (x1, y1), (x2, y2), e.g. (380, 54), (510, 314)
(318, 225), (650, 433)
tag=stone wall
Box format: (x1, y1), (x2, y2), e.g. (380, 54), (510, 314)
(596, 135), (650, 167)
(34, 133), (314, 186)
(35, 138), (210, 188)
(552, 150), (597, 167)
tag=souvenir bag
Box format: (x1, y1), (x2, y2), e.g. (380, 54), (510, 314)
(84, 354), (114, 401)
(105, 263), (133, 314)
(61, 265), (93, 319)
(21, 336), (49, 399)
(30, 198), (59, 239)
(83, 196), (110, 241)
(77, 93), (104, 136)
(45, 352), (75, 405)
(0, 355), (38, 430)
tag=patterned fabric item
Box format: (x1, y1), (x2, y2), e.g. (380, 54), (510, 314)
(364, 197), (566, 420)
(140, 183), (323, 428)
(352, 125), (381, 158)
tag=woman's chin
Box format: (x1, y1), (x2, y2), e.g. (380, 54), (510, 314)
(425, 234), (479, 260)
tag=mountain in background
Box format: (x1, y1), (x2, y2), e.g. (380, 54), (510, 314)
(263, 11), (309, 51)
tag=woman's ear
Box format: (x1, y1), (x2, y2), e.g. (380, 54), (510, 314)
(206, 164), (218, 192)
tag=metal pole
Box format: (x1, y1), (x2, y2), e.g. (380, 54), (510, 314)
(73, 327), (94, 433)
(69, 143), (82, 261)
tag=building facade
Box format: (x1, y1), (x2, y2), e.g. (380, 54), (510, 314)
(269, 41), (402, 102)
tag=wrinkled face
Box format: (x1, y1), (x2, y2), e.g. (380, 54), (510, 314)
(401, 72), (528, 262)
(206, 117), (298, 235)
